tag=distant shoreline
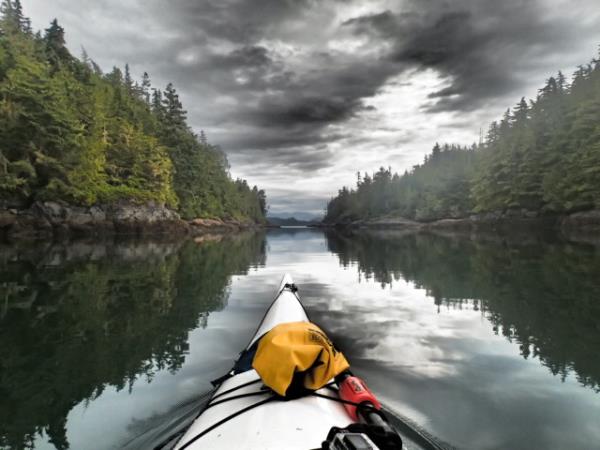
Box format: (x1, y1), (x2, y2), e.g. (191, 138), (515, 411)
(318, 209), (600, 233)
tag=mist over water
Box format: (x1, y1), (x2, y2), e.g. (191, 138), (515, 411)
(1, 229), (600, 450)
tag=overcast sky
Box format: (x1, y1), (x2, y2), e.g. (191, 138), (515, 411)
(23, 0), (600, 218)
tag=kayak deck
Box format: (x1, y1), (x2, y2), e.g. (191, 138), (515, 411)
(176, 369), (352, 449)
(174, 274), (352, 449)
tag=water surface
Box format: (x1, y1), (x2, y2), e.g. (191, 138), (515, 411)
(1, 229), (599, 449)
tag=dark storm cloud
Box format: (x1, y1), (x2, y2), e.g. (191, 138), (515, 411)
(148, 0), (317, 44)
(141, 0), (600, 156)
(211, 46), (272, 70)
(217, 128), (345, 151)
(250, 96), (365, 127)
(231, 144), (335, 172)
(343, 0), (596, 112)
(165, 49), (398, 155)
(129, 0), (401, 158)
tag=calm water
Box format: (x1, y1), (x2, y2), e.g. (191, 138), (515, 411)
(1, 229), (600, 450)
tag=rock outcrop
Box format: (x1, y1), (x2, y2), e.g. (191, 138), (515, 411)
(560, 210), (600, 231)
(0, 200), (258, 239)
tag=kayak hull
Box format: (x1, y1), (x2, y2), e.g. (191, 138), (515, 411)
(174, 274), (352, 450)
(247, 273), (310, 349)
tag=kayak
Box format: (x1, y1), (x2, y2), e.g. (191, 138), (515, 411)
(168, 274), (450, 450)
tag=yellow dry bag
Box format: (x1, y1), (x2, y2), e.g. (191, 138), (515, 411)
(252, 321), (350, 397)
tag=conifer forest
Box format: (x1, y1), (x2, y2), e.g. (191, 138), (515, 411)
(0, 2), (267, 224)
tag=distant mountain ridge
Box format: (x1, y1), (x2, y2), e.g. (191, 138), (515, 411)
(267, 216), (318, 226)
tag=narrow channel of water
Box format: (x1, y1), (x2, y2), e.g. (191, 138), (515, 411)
(1, 228), (599, 449)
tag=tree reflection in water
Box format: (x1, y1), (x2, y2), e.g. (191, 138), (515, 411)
(325, 229), (600, 392)
(0, 232), (266, 450)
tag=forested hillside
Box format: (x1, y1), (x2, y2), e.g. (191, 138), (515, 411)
(0, 2), (266, 223)
(325, 50), (600, 223)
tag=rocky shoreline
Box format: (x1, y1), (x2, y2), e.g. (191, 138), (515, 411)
(318, 210), (600, 233)
(0, 201), (262, 240)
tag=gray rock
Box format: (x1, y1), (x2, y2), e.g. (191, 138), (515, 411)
(561, 210), (600, 230)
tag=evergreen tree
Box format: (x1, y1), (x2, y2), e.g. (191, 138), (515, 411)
(90, 60), (102, 75)
(44, 19), (70, 69)
(124, 63), (132, 91)
(80, 46), (90, 67)
(12, 0), (28, 33)
(0, 0), (18, 34)
(141, 71), (151, 103)
(162, 82), (186, 127)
